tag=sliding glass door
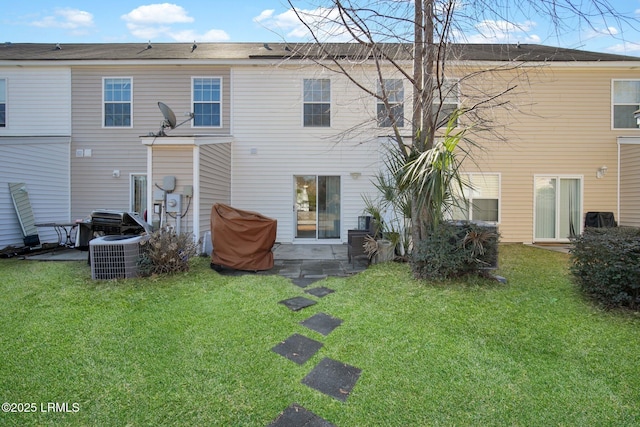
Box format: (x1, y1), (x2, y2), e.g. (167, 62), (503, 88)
(534, 176), (581, 241)
(295, 175), (340, 239)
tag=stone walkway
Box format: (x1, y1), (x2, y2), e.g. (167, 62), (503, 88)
(268, 273), (361, 426)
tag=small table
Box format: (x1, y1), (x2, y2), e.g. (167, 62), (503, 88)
(35, 222), (78, 247)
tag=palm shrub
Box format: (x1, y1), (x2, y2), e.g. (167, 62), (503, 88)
(138, 227), (199, 275)
(413, 221), (499, 280)
(570, 227), (640, 310)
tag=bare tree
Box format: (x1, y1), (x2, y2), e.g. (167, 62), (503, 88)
(285, 0), (637, 251)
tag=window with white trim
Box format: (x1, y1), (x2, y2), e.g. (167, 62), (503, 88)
(377, 79), (404, 127)
(613, 80), (640, 129)
(0, 78), (7, 128)
(103, 77), (132, 127)
(452, 173), (500, 222)
(193, 77), (221, 127)
(433, 78), (459, 128)
(303, 78), (331, 127)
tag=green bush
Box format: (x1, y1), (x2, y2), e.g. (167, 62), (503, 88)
(570, 227), (640, 310)
(412, 221), (499, 280)
(138, 228), (200, 276)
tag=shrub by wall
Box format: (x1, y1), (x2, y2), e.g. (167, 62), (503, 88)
(138, 228), (199, 276)
(570, 227), (640, 310)
(412, 221), (499, 281)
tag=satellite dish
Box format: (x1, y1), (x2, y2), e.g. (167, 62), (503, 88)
(155, 102), (194, 136)
(158, 102), (177, 129)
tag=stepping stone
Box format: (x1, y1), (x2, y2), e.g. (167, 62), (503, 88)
(278, 296), (317, 311)
(291, 277), (321, 288)
(300, 313), (342, 336)
(301, 357), (362, 402)
(305, 286), (334, 298)
(267, 402), (335, 427)
(271, 333), (324, 365)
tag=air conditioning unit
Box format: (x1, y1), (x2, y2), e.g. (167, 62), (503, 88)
(90, 235), (149, 280)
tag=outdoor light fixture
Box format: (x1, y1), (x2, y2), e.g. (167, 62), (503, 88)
(596, 165), (608, 179)
(350, 172), (361, 179)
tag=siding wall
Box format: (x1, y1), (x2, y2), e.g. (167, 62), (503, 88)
(455, 65), (639, 242)
(619, 141), (640, 227)
(231, 66), (381, 243)
(0, 139), (70, 247)
(71, 65), (231, 219)
(150, 146), (195, 233)
(199, 143), (231, 237)
(0, 66), (71, 247)
(0, 67), (71, 135)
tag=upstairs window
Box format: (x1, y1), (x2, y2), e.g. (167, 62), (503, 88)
(613, 80), (640, 129)
(377, 79), (404, 127)
(0, 78), (5, 127)
(452, 173), (500, 223)
(303, 78), (331, 127)
(103, 78), (132, 127)
(433, 78), (459, 128)
(193, 77), (221, 127)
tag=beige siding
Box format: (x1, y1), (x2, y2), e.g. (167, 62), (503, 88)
(199, 143), (231, 237)
(150, 146), (195, 233)
(231, 66), (380, 243)
(456, 65), (638, 242)
(620, 142), (640, 227)
(71, 65), (230, 219)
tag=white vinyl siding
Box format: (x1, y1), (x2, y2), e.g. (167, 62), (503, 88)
(0, 139), (70, 247)
(0, 67), (71, 135)
(232, 67), (379, 243)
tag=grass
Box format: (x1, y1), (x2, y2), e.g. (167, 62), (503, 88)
(1, 244), (639, 426)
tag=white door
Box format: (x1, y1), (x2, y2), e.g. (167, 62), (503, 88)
(294, 175), (341, 240)
(534, 176), (582, 241)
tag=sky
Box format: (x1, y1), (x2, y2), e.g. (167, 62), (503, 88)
(1, 0), (639, 56)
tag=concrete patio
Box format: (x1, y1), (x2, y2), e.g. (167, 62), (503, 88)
(22, 243), (369, 278)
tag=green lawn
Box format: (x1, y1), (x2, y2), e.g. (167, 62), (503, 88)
(1, 245), (639, 426)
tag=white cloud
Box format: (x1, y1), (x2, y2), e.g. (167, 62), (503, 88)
(253, 9), (275, 24)
(121, 3), (194, 25)
(607, 41), (640, 54)
(253, 7), (363, 42)
(463, 19), (541, 44)
(121, 3), (228, 42)
(31, 8), (94, 30)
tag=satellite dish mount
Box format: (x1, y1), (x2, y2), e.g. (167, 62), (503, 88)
(156, 102), (194, 136)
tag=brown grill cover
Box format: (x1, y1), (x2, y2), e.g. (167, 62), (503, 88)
(210, 203), (277, 271)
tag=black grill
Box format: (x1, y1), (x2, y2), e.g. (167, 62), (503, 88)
(90, 211), (151, 235)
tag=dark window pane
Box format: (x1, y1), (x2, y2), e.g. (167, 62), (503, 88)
(304, 103), (330, 127)
(194, 103), (221, 127)
(472, 199), (499, 222)
(377, 103), (404, 127)
(614, 104), (640, 129)
(105, 103), (131, 127)
(0, 104), (5, 127)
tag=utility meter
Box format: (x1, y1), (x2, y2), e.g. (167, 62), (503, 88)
(166, 193), (182, 213)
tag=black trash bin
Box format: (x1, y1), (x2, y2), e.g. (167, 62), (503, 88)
(585, 212), (617, 228)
